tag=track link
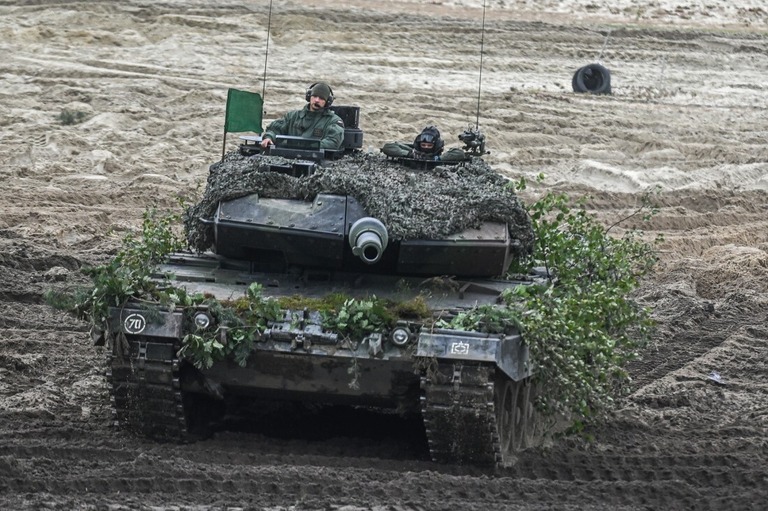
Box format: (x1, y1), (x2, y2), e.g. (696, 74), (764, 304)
(105, 339), (190, 442)
(420, 362), (502, 465)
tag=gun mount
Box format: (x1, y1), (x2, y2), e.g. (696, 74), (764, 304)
(458, 126), (487, 155)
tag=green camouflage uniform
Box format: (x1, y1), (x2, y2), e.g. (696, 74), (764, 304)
(381, 141), (467, 162)
(263, 105), (345, 150)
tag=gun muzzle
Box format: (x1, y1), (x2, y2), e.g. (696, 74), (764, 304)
(349, 217), (389, 264)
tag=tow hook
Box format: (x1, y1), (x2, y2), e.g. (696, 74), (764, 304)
(291, 333), (311, 351)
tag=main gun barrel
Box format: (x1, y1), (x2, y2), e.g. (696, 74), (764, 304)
(349, 217), (389, 264)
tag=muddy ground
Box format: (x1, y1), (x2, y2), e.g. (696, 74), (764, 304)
(1, 1), (767, 509)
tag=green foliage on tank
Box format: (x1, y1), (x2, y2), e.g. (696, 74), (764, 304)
(46, 177), (660, 429)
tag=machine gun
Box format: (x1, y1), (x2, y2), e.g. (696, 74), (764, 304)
(458, 126), (487, 155)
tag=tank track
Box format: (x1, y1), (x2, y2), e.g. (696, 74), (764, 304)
(420, 362), (502, 465)
(106, 339), (191, 442)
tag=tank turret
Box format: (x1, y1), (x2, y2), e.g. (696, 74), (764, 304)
(199, 109), (529, 279)
(209, 191), (517, 278)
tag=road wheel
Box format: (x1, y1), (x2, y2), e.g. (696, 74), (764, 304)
(519, 380), (536, 449)
(495, 378), (527, 459)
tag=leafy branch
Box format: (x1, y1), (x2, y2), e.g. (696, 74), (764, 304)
(444, 176), (660, 425)
(46, 207), (186, 334)
(321, 296), (392, 339)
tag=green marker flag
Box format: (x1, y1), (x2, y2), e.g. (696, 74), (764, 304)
(222, 88), (263, 159)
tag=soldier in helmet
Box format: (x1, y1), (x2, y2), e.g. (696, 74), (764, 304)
(260, 82), (345, 150)
(381, 125), (467, 162)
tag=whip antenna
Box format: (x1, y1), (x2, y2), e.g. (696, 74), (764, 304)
(458, 0), (488, 155)
(261, 0), (273, 100)
(474, 0), (487, 129)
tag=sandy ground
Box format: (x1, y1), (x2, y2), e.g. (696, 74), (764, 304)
(1, 1), (767, 509)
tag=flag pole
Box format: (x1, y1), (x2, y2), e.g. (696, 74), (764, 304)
(222, 0), (273, 162)
(262, 0), (273, 101)
(221, 89), (230, 161)
(221, 125), (227, 161)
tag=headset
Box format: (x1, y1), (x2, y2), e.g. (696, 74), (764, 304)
(305, 82), (335, 107)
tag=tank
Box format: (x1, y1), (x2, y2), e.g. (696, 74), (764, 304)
(101, 104), (541, 466)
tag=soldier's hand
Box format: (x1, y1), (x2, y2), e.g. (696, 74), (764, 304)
(260, 138), (274, 149)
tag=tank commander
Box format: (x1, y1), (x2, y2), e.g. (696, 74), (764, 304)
(259, 82), (345, 150)
(381, 125), (467, 162)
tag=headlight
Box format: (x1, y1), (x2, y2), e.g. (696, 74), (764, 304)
(193, 311), (213, 331)
(390, 326), (411, 346)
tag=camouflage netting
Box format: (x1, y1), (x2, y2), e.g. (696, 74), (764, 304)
(184, 151), (535, 255)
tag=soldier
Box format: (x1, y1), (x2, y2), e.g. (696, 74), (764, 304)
(260, 82), (345, 150)
(381, 125), (467, 162)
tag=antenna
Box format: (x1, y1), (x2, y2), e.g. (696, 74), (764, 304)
(261, 0), (274, 100)
(459, 0), (488, 155)
(474, 0), (487, 129)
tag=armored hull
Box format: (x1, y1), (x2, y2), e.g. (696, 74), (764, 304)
(107, 263), (537, 465)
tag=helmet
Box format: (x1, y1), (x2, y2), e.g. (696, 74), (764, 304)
(305, 82), (334, 107)
(412, 125), (444, 155)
